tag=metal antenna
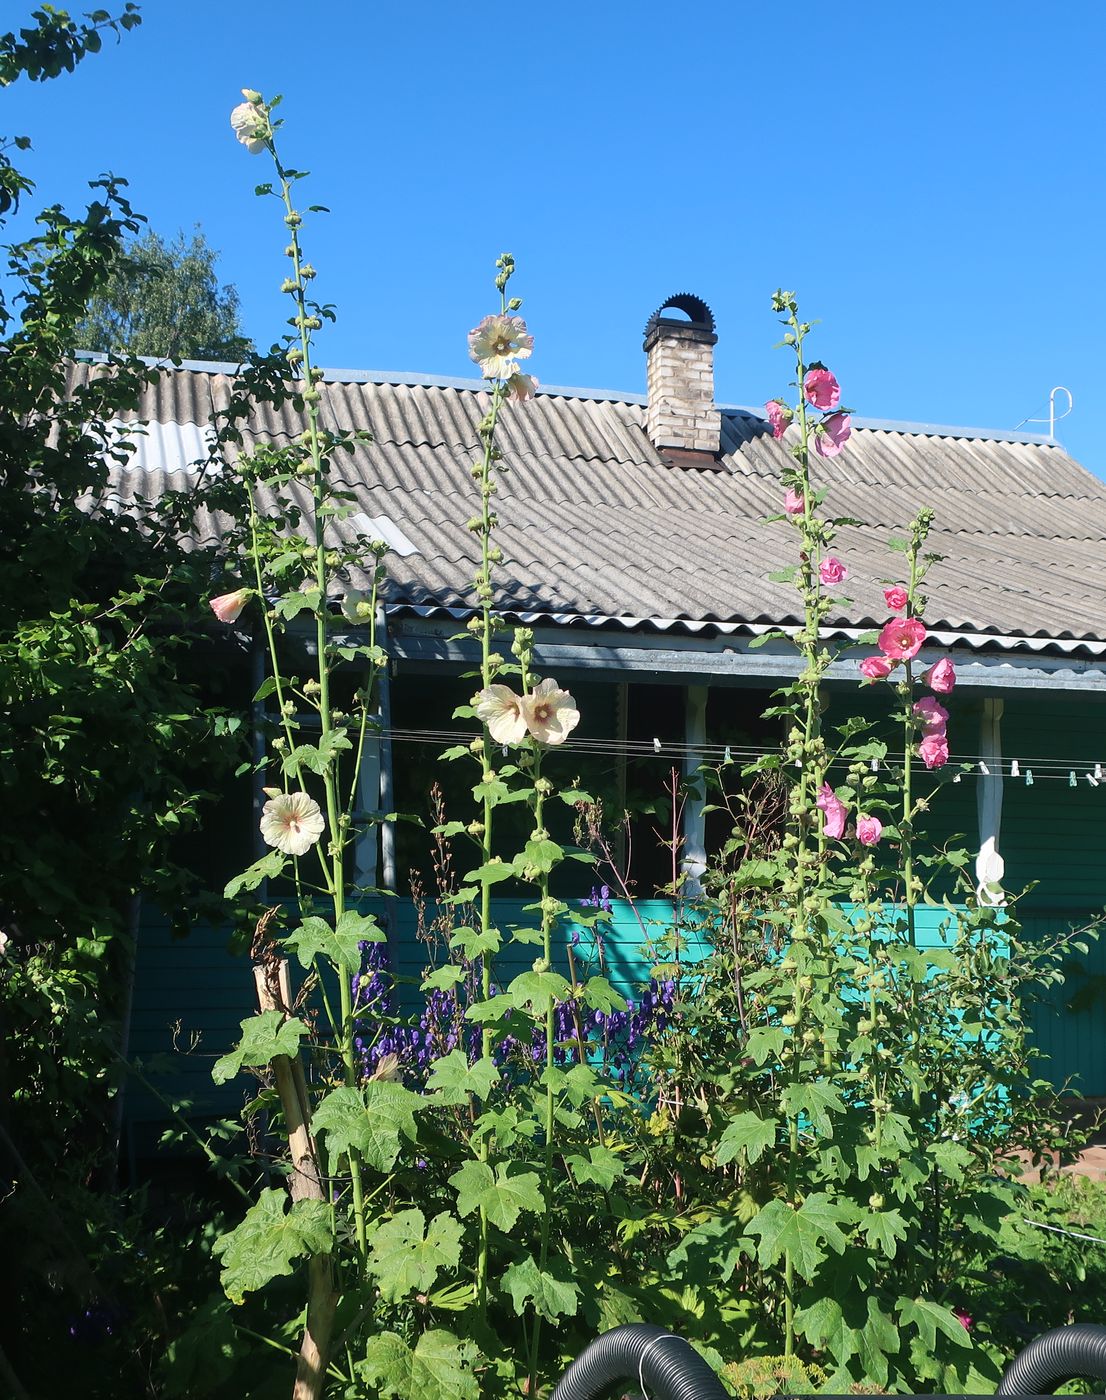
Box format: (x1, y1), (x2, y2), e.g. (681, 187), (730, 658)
(1017, 386), (1073, 439)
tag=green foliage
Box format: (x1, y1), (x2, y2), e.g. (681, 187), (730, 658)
(211, 1010), (308, 1084)
(367, 1208), (463, 1302)
(356, 1329), (481, 1400)
(212, 1188), (332, 1304)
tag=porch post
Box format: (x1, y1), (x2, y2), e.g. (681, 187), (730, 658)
(976, 697), (1005, 906)
(682, 685), (709, 895)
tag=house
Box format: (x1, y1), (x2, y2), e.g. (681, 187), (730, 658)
(89, 294), (1106, 1151)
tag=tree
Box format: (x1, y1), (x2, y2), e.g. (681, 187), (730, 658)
(73, 224), (252, 361)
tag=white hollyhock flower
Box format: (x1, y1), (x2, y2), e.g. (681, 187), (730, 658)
(259, 791), (325, 857)
(230, 98), (270, 154)
(467, 314), (533, 380)
(521, 678), (580, 746)
(475, 685), (528, 745)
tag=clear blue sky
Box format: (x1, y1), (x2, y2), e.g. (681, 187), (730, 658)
(6, 1), (1105, 473)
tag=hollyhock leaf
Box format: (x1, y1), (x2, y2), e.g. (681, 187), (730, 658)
(285, 913), (378, 974)
(313, 1082), (422, 1172)
(273, 588), (320, 620)
(747, 1026), (786, 1065)
(666, 1217), (748, 1285)
(223, 849), (286, 899)
(357, 1329), (480, 1400)
(716, 1112), (778, 1166)
(503, 1256), (579, 1322)
(507, 969), (573, 1014)
(795, 1296), (855, 1366)
(449, 925), (503, 959)
(212, 1010), (307, 1084)
(897, 1297), (972, 1351)
(519, 837), (563, 873)
(425, 1050), (499, 1105)
(468, 859), (516, 886)
(859, 1207), (908, 1257)
(367, 1209), (463, 1304)
(213, 1190), (332, 1304)
(857, 1298), (899, 1388)
(421, 964), (466, 992)
(781, 1082), (846, 1136)
(565, 1145), (626, 1190)
(746, 1195), (846, 1279)
(579, 975), (627, 1016)
(448, 1160), (544, 1231)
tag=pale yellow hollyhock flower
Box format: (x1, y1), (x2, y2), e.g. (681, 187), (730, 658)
(230, 93), (270, 154)
(521, 678), (580, 746)
(260, 791), (326, 857)
(467, 314), (533, 380)
(475, 685), (528, 745)
(506, 371), (538, 402)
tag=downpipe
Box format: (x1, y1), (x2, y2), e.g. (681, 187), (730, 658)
(997, 1322), (1106, 1394)
(551, 1325), (728, 1400)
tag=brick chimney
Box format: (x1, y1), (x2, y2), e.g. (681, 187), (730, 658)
(643, 294), (721, 465)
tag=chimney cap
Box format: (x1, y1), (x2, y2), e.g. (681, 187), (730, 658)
(643, 293), (716, 339)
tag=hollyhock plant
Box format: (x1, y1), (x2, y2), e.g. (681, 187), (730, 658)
(884, 585), (909, 611)
(819, 555), (848, 586)
(914, 697), (949, 732)
(259, 790), (326, 857)
(816, 782), (848, 839)
(919, 732), (950, 769)
(475, 685), (529, 745)
(521, 677), (580, 746)
(813, 411), (852, 459)
(467, 313), (534, 379)
(766, 398), (793, 439)
(856, 815), (883, 847)
(923, 656), (957, 693)
(859, 655), (894, 681)
(783, 487), (805, 515)
(879, 617), (927, 661)
(209, 588), (251, 624)
(803, 366), (841, 410)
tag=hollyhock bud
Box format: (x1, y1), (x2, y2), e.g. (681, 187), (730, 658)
(884, 586), (909, 611)
(783, 488), (805, 515)
(918, 732), (949, 769)
(879, 617), (927, 660)
(803, 366), (841, 410)
(914, 697), (949, 732)
(923, 657), (957, 693)
(209, 588), (251, 624)
(859, 655), (894, 681)
(856, 815), (883, 847)
(816, 782), (848, 839)
(819, 556), (848, 586)
(813, 412), (852, 459)
(766, 399), (793, 439)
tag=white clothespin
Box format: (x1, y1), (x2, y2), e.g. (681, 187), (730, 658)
(1096, 763), (1103, 781)
(979, 760), (990, 776)
(724, 745), (732, 763)
(1087, 771), (1099, 787)
(1010, 759), (1020, 777)
(870, 757), (879, 772)
(652, 737), (661, 753)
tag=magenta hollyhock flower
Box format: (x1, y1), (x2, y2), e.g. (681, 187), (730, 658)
(954, 1310), (973, 1331)
(816, 782), (848, 839)
(819, 556), (848, 586)
(766, 399), (793, 439)
(884, 585), (909, 612)
(813, 412), (852, 459)
(923, 657), (957, 694)
(803, 367), (841, 410)
(783, 488), (805, 515)
(919, 732), (949, 769)
(856, 815), (883, 847)
(914, 697), (949, 732)
(210, 588), (251, 624)
(879, 617), (927, 661)
(859, 655), (894, 681)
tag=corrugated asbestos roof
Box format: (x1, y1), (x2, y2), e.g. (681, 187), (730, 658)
(72, 359), (1106, 656)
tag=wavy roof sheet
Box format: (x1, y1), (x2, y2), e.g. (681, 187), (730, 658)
(73, 359), (1106, 656)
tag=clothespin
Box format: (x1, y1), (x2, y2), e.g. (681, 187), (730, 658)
(1026, 769), (1034, 785)
(1096, 763), (1102, 781)
(1011, 759), (1020, 777)
(653, 737), (661, 753)
(724, 745), (732, 763)
(1070, 771), (1077, 787)
(1087, 771), (1099, 787)
(870, 757), (879, 773)
(953, 771), (961, 783)
(979, 760), (990, 776)
(502, 744), (508, 757)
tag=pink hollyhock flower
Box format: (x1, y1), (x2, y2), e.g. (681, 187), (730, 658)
(803, 367), (841, 410)
(954, 1310), (973, 1332)
(924, 657), (957, 694)
(856, 815), (883, 847)
(878, 617), (926, 661)
(819, 556), (848, 586)
(919, 732), (949, 769)
(914, 697), (949, 732)
(783, 488), (805, 515)
(816, 782), (848, 840)
(467, 314), (533, 379)
(506, 370), (538, 401)
(813, 412), (852, 459)
(521, 677), (581, 746)
(766, 399), (793, 439)
(884, 586), (909, 612)
(475, 685), (529, 746)
(259, 791), (326, 857)
(210, 588), (251, 624)
(859, 655), (894, 681)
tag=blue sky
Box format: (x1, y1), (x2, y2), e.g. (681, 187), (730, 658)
(6, 1), (1105, 472)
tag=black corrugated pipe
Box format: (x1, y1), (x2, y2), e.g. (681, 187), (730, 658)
(997, 1323), (1106, 1394)
(551, 1324), (729, 1400)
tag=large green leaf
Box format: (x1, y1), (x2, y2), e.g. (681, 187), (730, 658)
(746, 1193), (851, 1280)
(503, 1255), (579, 1321)
(666, 1217), (748, 1285)
(367, 1208), (463, 1303)
(223, 849), (285, 899)
(564, 1145), (625, 1190)
(716, 1112), (778, 1166)
(212, 1189), (332, 1304)
(212, 1010), (307, 1085)
(357, 1329), (480, 1400)
(448, 1159), (544, 1231)
(506, 968), (573, 1014)
(859, 1205), (908, 1258)
(284, 908), (383, 974)
(897, 1296), (972, 1351)
(579, 974), (626, 1015)
(794, 1295), (854, 1367)
(312, 1082), (422, 1172)
(780, 1081), (846, 1135)
(425, 1050), (500, 1105)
